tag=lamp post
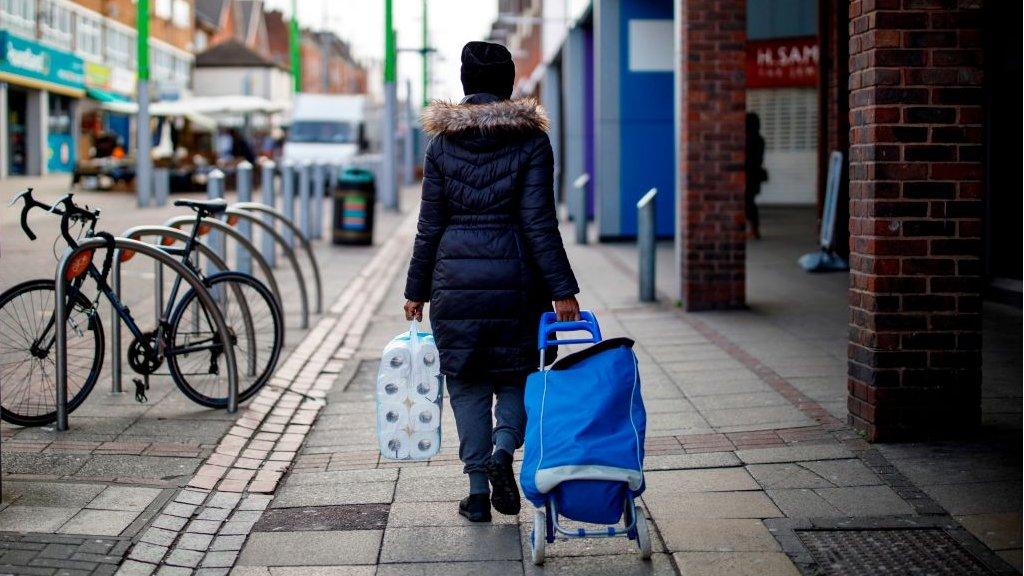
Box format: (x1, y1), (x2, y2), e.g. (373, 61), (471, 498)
(136, 0), (152, 207)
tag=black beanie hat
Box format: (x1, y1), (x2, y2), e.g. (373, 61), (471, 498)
(461, 41), (515, 100)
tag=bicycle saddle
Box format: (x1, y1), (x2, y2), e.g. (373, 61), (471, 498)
(174, 198), (228, 215)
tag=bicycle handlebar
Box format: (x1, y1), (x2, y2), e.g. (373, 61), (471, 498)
(8, 189), (100, 245)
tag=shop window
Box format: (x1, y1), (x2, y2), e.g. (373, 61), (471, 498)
(747, 88), (819, 205)
(48, 93), (73, 136)
(0, 0), (36, 38)
(76, 13), (103, 59)
(39, 0), (73, 48)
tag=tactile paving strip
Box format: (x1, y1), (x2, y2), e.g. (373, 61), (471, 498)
(797, 528), (995, 576)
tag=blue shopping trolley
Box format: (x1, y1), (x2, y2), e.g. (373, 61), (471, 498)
(521, 311), (650, 565)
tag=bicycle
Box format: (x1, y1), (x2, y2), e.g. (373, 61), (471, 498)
(0, 190), (283, 426)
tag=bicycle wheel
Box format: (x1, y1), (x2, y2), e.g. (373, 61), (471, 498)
(166, 271), (282, 408)
(0, 279), (104, 426)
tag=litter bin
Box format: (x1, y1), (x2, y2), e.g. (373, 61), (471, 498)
(333, 167), (376, 245)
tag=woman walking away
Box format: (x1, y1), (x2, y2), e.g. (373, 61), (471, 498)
(404, 41), (581, 523)
(745, 112), (768, 239)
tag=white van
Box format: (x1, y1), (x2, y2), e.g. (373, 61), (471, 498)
(283, 94), (367, 164)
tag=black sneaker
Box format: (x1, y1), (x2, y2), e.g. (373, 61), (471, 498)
(459, 493), (492, 522)
(486, 450), (521, 515)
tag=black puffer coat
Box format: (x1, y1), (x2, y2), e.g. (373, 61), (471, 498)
(405, 93), (579, 378)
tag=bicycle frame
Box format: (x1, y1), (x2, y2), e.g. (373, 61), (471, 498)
(55, 236), (239, 430)
(111, 225), (262, 394)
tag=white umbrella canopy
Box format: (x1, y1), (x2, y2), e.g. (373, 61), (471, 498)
(154, 95), (288, 115)
(99, 95), (286, 121)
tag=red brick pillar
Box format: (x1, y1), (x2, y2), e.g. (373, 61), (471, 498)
(677, 0), (747, 311)
(847, 1), (985, 441)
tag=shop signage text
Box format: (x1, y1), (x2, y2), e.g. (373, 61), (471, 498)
(746, 36), (818, 88)
(0, 31), (84, 91)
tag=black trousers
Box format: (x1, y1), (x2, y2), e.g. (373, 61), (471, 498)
(446, 371), (528, 476)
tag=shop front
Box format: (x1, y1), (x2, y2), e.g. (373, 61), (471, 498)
(74, 61), (137, 190)
(81, 61), (135, 155)
(0, 31), (85, 177)
(745, 35), (820, 206)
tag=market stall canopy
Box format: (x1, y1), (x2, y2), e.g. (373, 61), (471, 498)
(98, 100), (218, 131)
(99, 95), (286, 117)
(155, 95), (288, 115)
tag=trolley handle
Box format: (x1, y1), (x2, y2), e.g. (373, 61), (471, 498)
(537, 310), (602, 350)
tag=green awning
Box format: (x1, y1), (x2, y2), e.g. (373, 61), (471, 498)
(86, 87), (131, 103)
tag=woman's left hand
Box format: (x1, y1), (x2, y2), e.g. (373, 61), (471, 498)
(404, 300), (424, 322)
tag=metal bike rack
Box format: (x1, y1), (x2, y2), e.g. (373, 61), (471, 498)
(55, 237), (239, 431)
(167, 212), (310, 329)
(110, 226), (259, 394)
(230, 202), (323, 314)
(158, 217), (284, 310)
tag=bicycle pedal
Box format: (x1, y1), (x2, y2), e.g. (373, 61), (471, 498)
(133, 378), (149, 403)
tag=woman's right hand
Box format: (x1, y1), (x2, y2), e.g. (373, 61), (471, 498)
(553, 296), (580, 322)
(404, 300), (424, 322)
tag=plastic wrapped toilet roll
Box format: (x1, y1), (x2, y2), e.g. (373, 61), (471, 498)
(377, 373), (410, 402)
(409, 371), (441, 402)
(376, 321), (444, 461)
(378, 402), (409, 431)
(409, 401), (441, 432)
(416, 342), (441, 374)
(380, 346), (412, 376)
(380, 430), (411, 459)
(409, 430), (440, 459)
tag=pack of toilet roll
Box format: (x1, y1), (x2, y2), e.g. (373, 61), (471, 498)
(376, 321), (444, 460)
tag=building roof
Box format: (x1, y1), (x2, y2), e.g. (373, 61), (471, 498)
(195, 39), (280, 68)
(235, 0), (261, 43)
(195, 0), (228, 29)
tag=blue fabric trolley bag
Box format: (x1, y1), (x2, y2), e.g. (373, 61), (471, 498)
(521, 311), (650, 565)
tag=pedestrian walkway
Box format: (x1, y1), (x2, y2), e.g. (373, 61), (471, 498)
(1, 204), (1019, 575)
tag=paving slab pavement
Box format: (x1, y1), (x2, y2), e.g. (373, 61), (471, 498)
(2, 199), (1019, 574)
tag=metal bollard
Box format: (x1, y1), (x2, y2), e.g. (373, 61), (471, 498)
(298, 160), (312, 240)
(235, 161), (253, 275)
(637, 188), (657, 302)
(280, 160), (296, 247)
(260, 159), (277, 267)
(311, 161), (326, 240)
(206, 169), (226, 280)
(572, 174), (590, 245)
(154, 167), (170, 206)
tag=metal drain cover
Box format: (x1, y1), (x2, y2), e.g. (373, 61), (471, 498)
(797, 529), (994, 576)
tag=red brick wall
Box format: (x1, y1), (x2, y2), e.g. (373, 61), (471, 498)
(677, 0), (747, 311)
(847, 0), (985, 441)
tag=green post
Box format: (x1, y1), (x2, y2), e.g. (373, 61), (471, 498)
(136, 0), (153, 207)
(137, 2), (149, 82)
(290, 0), (302, 92)
(384, 0), (396, 83)
(422, 0), (429, 106)
(382, 0), (398, 209)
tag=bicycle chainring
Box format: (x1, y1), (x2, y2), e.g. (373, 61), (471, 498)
(127, 330), (164, 375)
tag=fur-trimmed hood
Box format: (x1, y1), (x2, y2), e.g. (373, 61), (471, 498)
(421, 96), (549, 136)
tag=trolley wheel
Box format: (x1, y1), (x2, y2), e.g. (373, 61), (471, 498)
(531, 508), (547, 565)
(634, 506), (652, 560)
